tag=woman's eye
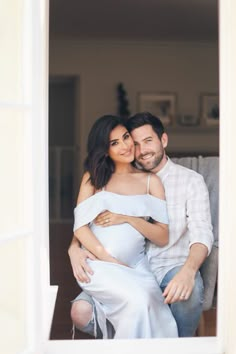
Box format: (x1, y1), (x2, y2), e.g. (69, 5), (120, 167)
(124, 133), (130, 140)
(110, 141), (118, 146)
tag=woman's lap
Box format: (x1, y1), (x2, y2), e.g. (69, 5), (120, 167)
(77, 258), (161, 304)
(74, 258), (178, 338)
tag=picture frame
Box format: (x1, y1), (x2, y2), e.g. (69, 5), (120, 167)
(178, 114), (199, 127)
(200, 93), (219, 126)
(138, 92), (176, 126)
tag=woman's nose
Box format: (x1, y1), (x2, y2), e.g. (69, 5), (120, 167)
(121, 140), (129, 148)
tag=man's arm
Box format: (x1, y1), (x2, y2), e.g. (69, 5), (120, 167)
(69, 229), (128, 283)
(163, 243), (207, 304)
(163, 173), (213, 304)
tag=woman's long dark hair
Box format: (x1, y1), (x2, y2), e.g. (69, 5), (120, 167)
(84, 115), (128, 189)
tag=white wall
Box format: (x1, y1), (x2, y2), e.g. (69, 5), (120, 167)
(49, 39), (219, 164)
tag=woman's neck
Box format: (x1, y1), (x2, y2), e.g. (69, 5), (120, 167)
(113, 163), (136, 175)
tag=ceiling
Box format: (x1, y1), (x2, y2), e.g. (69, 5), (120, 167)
(49, 0), (218, 41)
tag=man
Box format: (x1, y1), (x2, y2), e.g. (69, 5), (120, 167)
(68, 112), (213, 337)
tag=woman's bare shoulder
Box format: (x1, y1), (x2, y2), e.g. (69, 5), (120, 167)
(77, 172), (95, 204)
(149, 172), (162, 184)
(79, 171), (90, 183)
(149, 173), (166, 200)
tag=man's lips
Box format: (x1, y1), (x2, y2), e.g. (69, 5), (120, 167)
(140, 153), (153, 160)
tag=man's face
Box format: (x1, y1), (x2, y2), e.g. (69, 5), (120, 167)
(130, 124), (168, 173)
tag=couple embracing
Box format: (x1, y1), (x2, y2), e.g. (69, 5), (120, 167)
(68, 112), (213, 339)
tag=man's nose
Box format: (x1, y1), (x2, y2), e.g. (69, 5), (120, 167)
(138, 144), (146, 155)
(134, 144), (142, 156)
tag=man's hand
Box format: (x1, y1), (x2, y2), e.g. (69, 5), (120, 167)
(162, 267), (195, 304)
(94, 210), (126, 227)
(163, 243), (208, 304)
(68, 244), (96, 283)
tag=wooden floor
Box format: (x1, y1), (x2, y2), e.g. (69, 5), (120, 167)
(49, 223), (216, 340)
(200, 309), (217, 337)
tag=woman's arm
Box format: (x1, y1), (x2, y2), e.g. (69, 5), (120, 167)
(122, 215), (168, 246)
(74, 172), (127, 265)
(95, 174), (169, 247)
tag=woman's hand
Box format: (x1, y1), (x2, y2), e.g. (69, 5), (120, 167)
(94, 210), (127, 227)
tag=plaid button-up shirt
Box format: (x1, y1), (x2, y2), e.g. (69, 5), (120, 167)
(147, 158), (214, 283)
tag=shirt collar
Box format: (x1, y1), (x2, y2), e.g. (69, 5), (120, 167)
(156, 156), (173, 179)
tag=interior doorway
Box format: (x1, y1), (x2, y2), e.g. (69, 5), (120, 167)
(48, 76), (87, 339)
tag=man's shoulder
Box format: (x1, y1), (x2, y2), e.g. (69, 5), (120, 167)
(168, 158), (203, 179)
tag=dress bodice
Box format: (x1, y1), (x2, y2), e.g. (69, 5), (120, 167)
(73, 191), (168, 266)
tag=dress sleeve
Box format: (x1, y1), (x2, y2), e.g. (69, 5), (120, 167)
(140, 195), (169, 225)
(73, 192), (169, 232)
(73, 194), (106, 232)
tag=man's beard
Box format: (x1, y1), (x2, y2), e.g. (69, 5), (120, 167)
(135, 150), (164, 172)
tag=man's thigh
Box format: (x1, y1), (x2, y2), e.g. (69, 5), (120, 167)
(160, 265), (204, 337)
(159, 265), (204, 300)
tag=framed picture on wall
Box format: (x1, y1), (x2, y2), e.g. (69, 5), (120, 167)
(138, 92), (176, 126)
(200, 93), (219, 126)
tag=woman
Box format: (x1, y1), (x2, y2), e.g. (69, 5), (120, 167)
(73, 114), (178, 339)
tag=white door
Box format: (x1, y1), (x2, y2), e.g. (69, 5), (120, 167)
(1, 0), (236, 353)
(0, 0), (55, 353)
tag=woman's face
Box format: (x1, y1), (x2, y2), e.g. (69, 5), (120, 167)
(108, 125), (134, 164)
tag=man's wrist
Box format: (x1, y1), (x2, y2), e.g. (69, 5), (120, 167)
(68, 237), (81, 253)
(182, 262), (198, 277)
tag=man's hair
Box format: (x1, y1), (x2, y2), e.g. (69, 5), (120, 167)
(127, 112), (165, 140)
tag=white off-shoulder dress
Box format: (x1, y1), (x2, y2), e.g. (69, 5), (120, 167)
(73, 190), (178, 339)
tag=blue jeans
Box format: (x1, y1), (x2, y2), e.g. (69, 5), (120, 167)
(71, 291), (104, 338)
(160, 266), (204, 337)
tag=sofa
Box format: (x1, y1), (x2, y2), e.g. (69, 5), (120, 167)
(172, 156), (219, 335)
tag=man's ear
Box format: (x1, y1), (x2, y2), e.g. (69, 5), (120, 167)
(161, 133), (168, 149)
